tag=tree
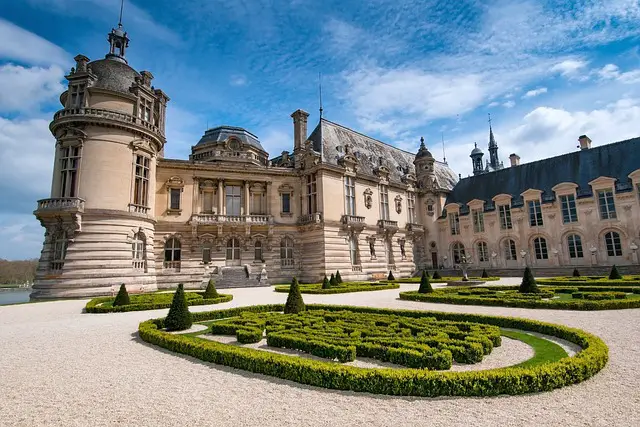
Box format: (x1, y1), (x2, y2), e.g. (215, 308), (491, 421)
(203, 279), (219, 299)
(432, 270), (442, 280)
(418, 270), (433, 294)
(335, 270), (343, 284)
(321, 275), (330, 289)
(387, 270), (395, 281)
(112, 283), (130, 306)
(519, 267), (540, 294)
(284, 277), (305, 314)
(481, 269), (489, 278)
(329, 273), (338, 287)
(165, 284), (193, 331)
(609, 265), (622, 280)
(572, 268), (581, 278)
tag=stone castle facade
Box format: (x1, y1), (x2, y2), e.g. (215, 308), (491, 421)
(31, 25), (640, 298)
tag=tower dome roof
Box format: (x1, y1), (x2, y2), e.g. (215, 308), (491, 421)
(471, 142), (483, 156)
(87, 58), (140, 95)
(415, 137), (433, 159)
(196, 126), (265, 152)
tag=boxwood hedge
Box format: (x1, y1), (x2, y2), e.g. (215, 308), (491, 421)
(274, 281), (399, 294)
(85, 291), (233, 313)
(536, 276), (640, 286)
(138, 304), (608, 397)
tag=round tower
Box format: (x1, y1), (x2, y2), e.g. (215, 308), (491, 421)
(414, 137), (436, 190)
(470, 143), (484, 175)
(32, 23), (169, 299)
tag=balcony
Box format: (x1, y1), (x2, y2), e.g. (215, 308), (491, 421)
(35, 198), (85, 215)
(405, 223), (424, 233)
(190, 214), (273, 225)
(128, 204), (150, 214)
(298, 212), (323, 225)
(341, 215), (366, 231)
(52, 108), (163, 137)
(377, 219), (399, 233)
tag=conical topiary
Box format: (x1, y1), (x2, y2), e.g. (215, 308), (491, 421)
(418, 270), (433, 294)
(113, 283), (130, 307)
(572, 267), (581, 278)
(519, 267), (540, 293)
(203, 279), (219, 299)
(284, 277), (305, 314)
(387, 270), (395, 281)
(335, 270), (343, 284)
(432, 270), (442, 280)
(609, 265), (622, 280)
(164, 284), (193, 331)
(481, 269), (489, 278)
(329, 273), (338, 288)
(321, 275), (330, 289)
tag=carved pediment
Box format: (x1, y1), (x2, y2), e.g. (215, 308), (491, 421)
(278, 183), (295, 193)
(55, 126), (87, 146)
(131, 138), (155, 154)
(166, 176), (185, 188)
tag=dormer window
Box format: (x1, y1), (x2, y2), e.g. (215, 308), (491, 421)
(69, 84), (85, 109)
(139, 99), (152, 122)
(229, 139), (241, 151)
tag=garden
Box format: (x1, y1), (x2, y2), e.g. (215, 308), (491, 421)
(273, 271), (399, 294)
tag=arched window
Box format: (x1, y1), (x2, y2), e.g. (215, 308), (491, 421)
(604, 231), (622, 257)
(452, 242), (465, 264)
(164, 238), (181, 269)
(567, 234), (583, 258)
(477, 242), (488, 262)
(533, 237), (548, 260)
(280, 237), (294, 267)
(254, 240), (263, 262)
(132, 231), (146, 270)
(503, 239), (517, 260)
(349, 236), (358, 265)
(51, 231), (68, 271)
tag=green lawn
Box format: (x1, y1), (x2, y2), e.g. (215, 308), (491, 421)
(501, 329), (569, 367)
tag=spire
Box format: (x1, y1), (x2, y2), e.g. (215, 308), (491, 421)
(106, 0), (130, 63)
(488, 113), (497, 148)
(318, 72), (323, 119)
(487, 113), (501, 170)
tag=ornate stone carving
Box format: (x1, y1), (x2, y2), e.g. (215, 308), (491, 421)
(394, 195), (403, 214)
(364, 188), (373, 209)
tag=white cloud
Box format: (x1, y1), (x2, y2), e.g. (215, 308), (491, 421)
(0, 214), (44, 260)
(597, 63), (640, 84)
(259, 127), (292, 158)
(522, 87), (548, 98)
(503, 101), (516, 108)
(488, 102), (500, 108)
(0, 18), (69, 66)
(230, 74), (248, 86)
(550, 59), (589, 77)
(0, 64), (65, 113)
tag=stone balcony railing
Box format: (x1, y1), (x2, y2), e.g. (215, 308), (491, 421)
(298, 212), (323, 225)
(191, 214), (273, 225)
(341, 214), (366, 231)
(35, 197), (85, 214)
(128, 204), (151, 214)
(53, 107), (163, 136)
(405, 223), (424, 233)
(377, 219), (399, 231)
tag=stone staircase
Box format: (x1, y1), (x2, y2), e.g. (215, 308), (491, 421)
(214, 266), (270, 289)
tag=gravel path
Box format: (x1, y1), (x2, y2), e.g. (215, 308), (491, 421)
(1, 278), (639, 427)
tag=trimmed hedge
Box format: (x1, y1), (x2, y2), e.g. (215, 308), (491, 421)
(164, 284), (193, 331)
(85, 291), (233, 313)
(113, 283), (130, 306)
(274, 281), (400, 294)
(138, 304), (608, 397)
(391, 276), (500, 284)
(537, 277), (640, 286)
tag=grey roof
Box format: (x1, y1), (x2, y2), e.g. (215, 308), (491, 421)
(415, 138), (433, 159)
(88, 58), (139, 95)
(308, 119), (458, 190)
(196, 126), (265, 152)
(446, 136), (640, 207)
(470, 144), (483, 156)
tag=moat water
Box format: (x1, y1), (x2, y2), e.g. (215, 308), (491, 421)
(0, 289), (31, 305)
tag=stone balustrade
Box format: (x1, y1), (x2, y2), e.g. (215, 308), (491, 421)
(36, 197), (85, 212)
(191, 214), (273, 225)
(377, 219), (399, 230)
(53, 108), (163, 136)
(298, 212), (323, 225)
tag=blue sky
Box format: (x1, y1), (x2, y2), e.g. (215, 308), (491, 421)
(1, 0), (640, 260)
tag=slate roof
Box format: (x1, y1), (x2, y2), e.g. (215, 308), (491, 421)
(446, 136), (640, 208)
(307, 119), (458, 190)
(87, 58), (139, 95)
(196, 126), (266, 152)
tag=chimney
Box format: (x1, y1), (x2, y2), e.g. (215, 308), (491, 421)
(578, 135), (592, 150)
(291, 109), (309, 151)
(509, 153), (520, 167)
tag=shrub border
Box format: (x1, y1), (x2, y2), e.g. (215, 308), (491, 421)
(86, 292), (233, 313)
(389, 277), (501, 284)
(138, 304), (608, 397)
(273, 282), (400, 294)
(537, 278), (640, 286)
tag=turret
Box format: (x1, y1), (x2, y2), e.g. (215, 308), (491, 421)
(470, 143), (484, 175)
(414, 137), (436, 190)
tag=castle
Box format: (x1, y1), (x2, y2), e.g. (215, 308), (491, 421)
(31, 24), (640, 298)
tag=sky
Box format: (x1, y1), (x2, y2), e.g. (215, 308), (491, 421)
(0, 0), (640, 260)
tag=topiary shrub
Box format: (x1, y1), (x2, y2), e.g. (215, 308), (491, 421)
(113, 283), (130, 307)
(329, 273), (338, 288)
(165, 284), (193, 331)
(519, 267), (540, 294)
(284, 277), (305, 314)
(321, 275), (330, 289)
(481, 269), (489, 278)
(432, 271), (442, 280)
(335, 270), (343, 284)
(572, 268), (581, 278)
(388, 270), (395, 281)
(418, 270), (433, 294)
(609, 265), (622, 280)
(203, 279), (219, 299)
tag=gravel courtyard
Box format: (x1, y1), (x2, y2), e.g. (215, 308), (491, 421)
(1, 279), (639, 427)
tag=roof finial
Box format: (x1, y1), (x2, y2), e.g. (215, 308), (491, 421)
(118, 0), (124, 27)
(318, 72), (323, 119)
(441, 132), (447, 163)
(419, 136), (425, 149)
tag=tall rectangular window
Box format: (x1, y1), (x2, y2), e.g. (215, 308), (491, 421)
(281, 193), (291, 213)
(528, 200), (543, 226)
(560, 194), (578, 223)
(344, 176), (356, 215)
(60, 146), (81, 198)
(498, 204), (512, 230)
(407, 192), (416, 223)
(306, 174), (317, 214)
(169, 188), (181, 210)
(472, 209), (484, 233)
(380, 185), (390, 220)
(449, 212), (460, 235)
(202, 191), (214, 213)
(597, 189), (616, 220)
(139, 98), (152, 122)
(69, 84), (85, 108)
(225, 185), (242, 216)
(251, 192), (264, 214)
(133, 155), (150, 206)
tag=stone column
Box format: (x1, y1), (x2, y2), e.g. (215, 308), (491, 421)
(218, 180), (224, 215)
(266, 181), (272, 215)
(243, 181), (250, 216)
(192, 178), (199, 214)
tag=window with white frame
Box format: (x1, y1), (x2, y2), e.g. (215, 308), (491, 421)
(133, 155), (150, 207)
(472, 209), (484, 233)
(604, 231), (622, 257)
(560, 194), (578, 223)
(597, 189), (617, 220)
(407, 192), (416, 223)
(567, 234), (583, 258)
(50, 231), (68, 271)
(306, 174), (317, 214)
(349, 235), (358, 265)
(380, 185), (390, 220)
(452, 242), (465, 264)
(139, 98), (152, 122)
(345, 176), (356, 215)
(132, 231), (146, 270)
(254, 241), (263, 262)
(226, 185), (242, 216)
(504, 239), (517, 260)
(449, 212), (460, 235)
(60, 146), (81, 198)
(169, 188), (181, 211)
(281, 192), (291, 214)
(477, 241), (488, 262)
(164, 238), (181, 268)
(528, 200), (543, 226)
(533, 237), (548, 260)
(498, 204), (513, 229)
(280, 237), (294, 267)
